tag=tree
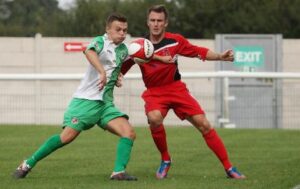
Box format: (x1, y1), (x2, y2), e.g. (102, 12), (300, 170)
(0, 0), (300, 38)
(0, 0), (63, 36)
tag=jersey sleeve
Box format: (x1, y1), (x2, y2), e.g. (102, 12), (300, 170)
(121, 58), (135, 75)
(176, 34), (209, 61)
(85, 36), (104, 54)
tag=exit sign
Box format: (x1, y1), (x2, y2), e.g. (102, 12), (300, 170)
(234, 46), (265, 67)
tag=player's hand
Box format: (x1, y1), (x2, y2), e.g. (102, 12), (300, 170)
(115, 73), (123, 88)
(159, 55), (173, 63)
(220, 49), (234, 62)
(98, 73), (107, 91)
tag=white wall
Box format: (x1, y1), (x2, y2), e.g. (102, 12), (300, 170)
(0, 35), (299, 128)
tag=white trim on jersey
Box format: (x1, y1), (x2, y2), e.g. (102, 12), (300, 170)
(154, 42), (179, 53)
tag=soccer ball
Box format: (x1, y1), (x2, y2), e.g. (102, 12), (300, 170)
(128, 38), (154, 63)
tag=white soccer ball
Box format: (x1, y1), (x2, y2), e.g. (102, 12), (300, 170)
(128, 38), (154, 63)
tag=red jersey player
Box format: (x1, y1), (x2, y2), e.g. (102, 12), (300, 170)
(122, 4), (246, 179)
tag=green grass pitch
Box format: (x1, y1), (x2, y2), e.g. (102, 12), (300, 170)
(1, 125), (300, 189)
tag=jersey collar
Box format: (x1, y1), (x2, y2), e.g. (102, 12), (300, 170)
(104, 33), (121, 48)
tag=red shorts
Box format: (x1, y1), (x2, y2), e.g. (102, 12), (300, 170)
(142, 81), (205, 120)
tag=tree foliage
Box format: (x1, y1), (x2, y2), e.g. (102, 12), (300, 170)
(0, 0), (300, 38)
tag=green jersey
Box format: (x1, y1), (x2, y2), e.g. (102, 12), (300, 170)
(73, 34), (128, 102)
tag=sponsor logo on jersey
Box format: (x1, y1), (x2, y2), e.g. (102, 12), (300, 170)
(120, 52), (126, 60)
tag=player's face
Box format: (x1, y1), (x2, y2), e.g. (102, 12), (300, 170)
(106, 21), (128, 45)
(147, 11), (168, 37)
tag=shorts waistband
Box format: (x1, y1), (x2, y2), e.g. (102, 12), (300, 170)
(146, 80), (185, 91)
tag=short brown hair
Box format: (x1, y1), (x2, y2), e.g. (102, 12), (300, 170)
(106, 12), (127, 27)
(147, 4), (168, 20)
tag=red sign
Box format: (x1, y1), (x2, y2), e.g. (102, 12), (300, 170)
(64, 42), (89, 52)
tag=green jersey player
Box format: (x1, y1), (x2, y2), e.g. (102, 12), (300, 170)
(13, 13), (137, 181)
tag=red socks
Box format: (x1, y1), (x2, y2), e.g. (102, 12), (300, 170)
(203, 129), (232, 170)
(150, 126), (232, 170)
(150, 124), (171, 161)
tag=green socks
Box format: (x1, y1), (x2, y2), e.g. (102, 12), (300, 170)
(25, 135), (133, 172)
(26, 134), (65, 168)
(113, 137), (134, 172)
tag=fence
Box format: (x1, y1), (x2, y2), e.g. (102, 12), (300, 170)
(0, 72), (300, 129)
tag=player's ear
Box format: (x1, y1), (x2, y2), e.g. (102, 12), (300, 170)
(164, 21), (168, 28)
(106, 22), (111, 33)
(147, 19), (150, 27)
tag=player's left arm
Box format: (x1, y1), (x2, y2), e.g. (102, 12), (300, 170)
(176, 34), (234, 62)
(206, 49), (234, 62)
(176, 34), (209, 61)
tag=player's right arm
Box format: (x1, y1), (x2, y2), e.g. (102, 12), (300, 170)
(85, 49), (107, 90)
(84, 36), (107, 90)
(153, 54), (173, 63)
(121, 58), (135, 75)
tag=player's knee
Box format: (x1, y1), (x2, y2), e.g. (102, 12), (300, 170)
(128, 129), (136, 140)
(192, 117), (212, 134)
(203, 118), (211, 128)
(147, 111), (164, 127)
(199, 120), (212, 134)
(121, 128), (136, 140)
(60, 129), (79, 144)
(148, 116), (163, 127)
(60, 134), (75, 144)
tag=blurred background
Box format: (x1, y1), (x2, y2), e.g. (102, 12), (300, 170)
(0, 0), (300, 38)
(0, 0), (300, 129)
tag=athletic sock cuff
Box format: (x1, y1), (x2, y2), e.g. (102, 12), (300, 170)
(203, 128), (216, 138)
(120, 137), (133, 146)
(52, 134), (64, 146)
(150, 124), (164, 133)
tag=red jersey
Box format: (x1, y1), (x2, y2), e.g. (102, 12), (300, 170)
(122, 32), (209, 88)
